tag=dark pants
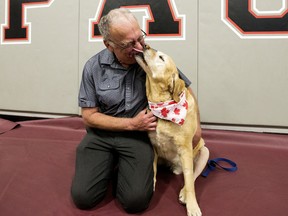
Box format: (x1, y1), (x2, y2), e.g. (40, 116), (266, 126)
(71, 127), (154, 213)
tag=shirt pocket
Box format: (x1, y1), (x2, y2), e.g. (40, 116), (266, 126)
(97, 79), (122, 113)
(99, 79), (120, 90)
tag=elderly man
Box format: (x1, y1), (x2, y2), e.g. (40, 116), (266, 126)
(71, 8), (201, 213)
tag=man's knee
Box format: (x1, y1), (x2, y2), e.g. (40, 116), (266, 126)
(71, 183), (104, 210)
(117, 187), (153, 213)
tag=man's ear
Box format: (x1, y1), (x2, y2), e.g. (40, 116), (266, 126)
(104, 40), (114, 52)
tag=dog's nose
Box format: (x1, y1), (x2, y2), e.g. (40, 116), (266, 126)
(144, 44), (150, 50)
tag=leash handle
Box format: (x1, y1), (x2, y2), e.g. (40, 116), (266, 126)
(201, 158), (237, 177)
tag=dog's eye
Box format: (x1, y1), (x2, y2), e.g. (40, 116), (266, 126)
(159, 55), (165, 61)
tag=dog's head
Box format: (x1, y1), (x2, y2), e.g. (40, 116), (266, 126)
(135, 45), (185, 102)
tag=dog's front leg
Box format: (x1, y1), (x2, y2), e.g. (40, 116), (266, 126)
(179, 148), (202, 216)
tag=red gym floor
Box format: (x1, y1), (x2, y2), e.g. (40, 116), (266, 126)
(1, 117), (287, 216)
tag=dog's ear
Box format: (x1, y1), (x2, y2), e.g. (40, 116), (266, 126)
(169, 73), (185, 102)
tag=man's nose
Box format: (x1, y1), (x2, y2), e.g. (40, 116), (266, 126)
(134, 41), (145, 50)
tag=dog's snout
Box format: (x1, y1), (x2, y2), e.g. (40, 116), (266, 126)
(144, 44), (157, 53)
(144, 44), (150, 50)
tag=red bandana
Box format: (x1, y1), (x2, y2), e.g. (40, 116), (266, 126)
(148, 92), (188, 125)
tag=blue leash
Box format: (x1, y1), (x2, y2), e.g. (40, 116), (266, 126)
(201, 158), (238, 177)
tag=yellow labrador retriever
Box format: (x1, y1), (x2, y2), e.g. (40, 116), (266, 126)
(135, 45), (209, 216)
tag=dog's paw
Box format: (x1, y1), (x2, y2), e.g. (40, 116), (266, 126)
(187, 199), (202, 216)
(187, 206), (202, 216)
(179, 187), (186, 204)
(179, 189), (202, 216)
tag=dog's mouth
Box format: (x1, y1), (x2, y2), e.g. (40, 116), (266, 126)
(133, 46), (148, 66)
(134, 51), (147, 66)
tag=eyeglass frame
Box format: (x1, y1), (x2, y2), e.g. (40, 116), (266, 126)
(108, 29), (147, 50)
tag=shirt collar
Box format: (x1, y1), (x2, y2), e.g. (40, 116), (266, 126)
(100, 49), (127, 70)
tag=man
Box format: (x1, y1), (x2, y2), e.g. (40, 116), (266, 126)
(71, 8), (201, 213)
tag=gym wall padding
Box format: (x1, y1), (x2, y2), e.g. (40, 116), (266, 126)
(0, 0), (287, 128)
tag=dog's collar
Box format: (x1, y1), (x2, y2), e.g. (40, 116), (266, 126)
(148, 91), (188, 125)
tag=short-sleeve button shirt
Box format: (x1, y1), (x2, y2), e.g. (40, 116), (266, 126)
(78, 48), (191, 118)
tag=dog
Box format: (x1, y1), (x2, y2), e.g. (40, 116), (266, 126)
(135, 45), (209, 216)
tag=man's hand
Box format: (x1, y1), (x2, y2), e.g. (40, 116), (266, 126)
(131, 109), (157, 131)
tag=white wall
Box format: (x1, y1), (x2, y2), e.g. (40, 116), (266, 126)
(0, 0), (79, 115)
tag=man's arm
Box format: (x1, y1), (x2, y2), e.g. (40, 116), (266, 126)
(81, 107), (157, 131)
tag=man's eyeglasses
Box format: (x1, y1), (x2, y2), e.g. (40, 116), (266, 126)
(108, 30), (147, 50)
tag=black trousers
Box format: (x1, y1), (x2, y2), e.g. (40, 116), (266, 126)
(71, 127), (154, 213)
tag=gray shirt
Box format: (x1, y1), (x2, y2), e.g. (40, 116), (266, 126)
(79, 48), (191, 118)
